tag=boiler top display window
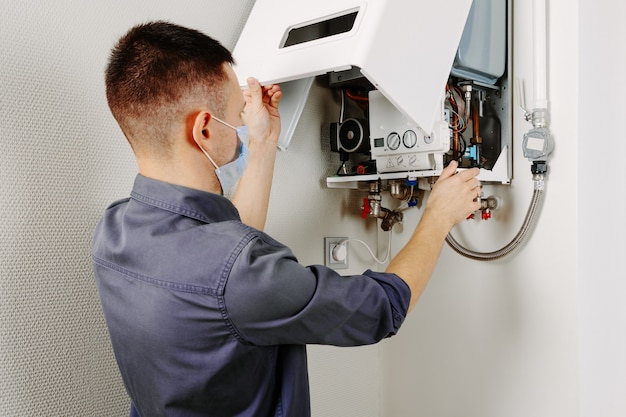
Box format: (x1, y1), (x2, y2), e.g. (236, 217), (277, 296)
(281, 10), (359, 48)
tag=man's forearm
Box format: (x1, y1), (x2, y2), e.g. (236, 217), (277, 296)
(385, 208), (452, 312)
(232, 142), (277, 230)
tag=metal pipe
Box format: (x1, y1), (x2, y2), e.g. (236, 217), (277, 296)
(533, 0), (548, 109)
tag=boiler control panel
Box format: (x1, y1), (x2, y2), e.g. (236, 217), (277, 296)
(369, 90), (450, 174)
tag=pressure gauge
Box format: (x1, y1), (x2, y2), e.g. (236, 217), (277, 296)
(387, 132), (401, 150)
(403, 130), (417, 148)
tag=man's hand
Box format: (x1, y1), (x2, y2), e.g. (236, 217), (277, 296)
(242, 77), (282, 148)
(426, 160), (482, 230)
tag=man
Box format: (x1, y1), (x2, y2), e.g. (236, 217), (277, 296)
(92, 21), (481, 417)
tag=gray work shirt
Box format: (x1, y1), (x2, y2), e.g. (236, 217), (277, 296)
(92, 174), (411, 417)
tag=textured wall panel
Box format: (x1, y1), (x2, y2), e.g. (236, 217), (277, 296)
(0, 1), (253, 416)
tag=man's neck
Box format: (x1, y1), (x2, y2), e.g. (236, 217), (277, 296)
(137, 155), (221, 195)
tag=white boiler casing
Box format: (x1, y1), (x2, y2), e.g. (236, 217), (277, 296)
(233, 0), (473, 149)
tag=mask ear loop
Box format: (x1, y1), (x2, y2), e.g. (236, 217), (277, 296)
(210, 116), (248, 158)
(211, 116), (238, 131)
(192, 131), (220, 171)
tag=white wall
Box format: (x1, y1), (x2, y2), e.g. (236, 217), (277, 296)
(578, 1), (626, 416)
(381, 1), (626, 417)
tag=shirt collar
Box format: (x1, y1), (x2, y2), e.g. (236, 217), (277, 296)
(129, 174), (241, 224)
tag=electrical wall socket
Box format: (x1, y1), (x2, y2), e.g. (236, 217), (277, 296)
(324, 237), (348, 269)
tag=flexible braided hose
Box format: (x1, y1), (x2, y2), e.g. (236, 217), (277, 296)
(445, 181), (545, 261)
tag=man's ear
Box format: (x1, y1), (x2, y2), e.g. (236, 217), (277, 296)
(192, 110), (212, 145)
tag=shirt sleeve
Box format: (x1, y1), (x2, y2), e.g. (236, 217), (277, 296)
(223, 233), (411, 347)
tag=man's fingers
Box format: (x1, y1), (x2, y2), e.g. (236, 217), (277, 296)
(268, 86), (282, 109)
(455, 166), (481, 182)
(245, 77), (264, 111)
(438, 160), (458, 180)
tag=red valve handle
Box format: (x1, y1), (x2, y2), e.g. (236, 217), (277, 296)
(361, 198), (371, 219)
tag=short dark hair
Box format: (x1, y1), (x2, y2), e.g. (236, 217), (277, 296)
(105, 21), (234, 156)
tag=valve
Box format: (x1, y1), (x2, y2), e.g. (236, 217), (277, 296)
(380, 209), (403, 231)
(361, 180), (404, 230)
(361, 197), (371, 218)
(467, 196), (500, 221)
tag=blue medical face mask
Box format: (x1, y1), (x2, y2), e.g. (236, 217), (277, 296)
(196, 116), (249, 198)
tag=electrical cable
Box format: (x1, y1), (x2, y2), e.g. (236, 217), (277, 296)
(339, 88), (345, 124)
(334, 229), (393, 265)
(345, 88), (369, 103)
(447, 108), (466, 133)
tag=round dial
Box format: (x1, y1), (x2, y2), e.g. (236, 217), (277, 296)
(403, 130), (417, 148)
(387, 132), (401, 150)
